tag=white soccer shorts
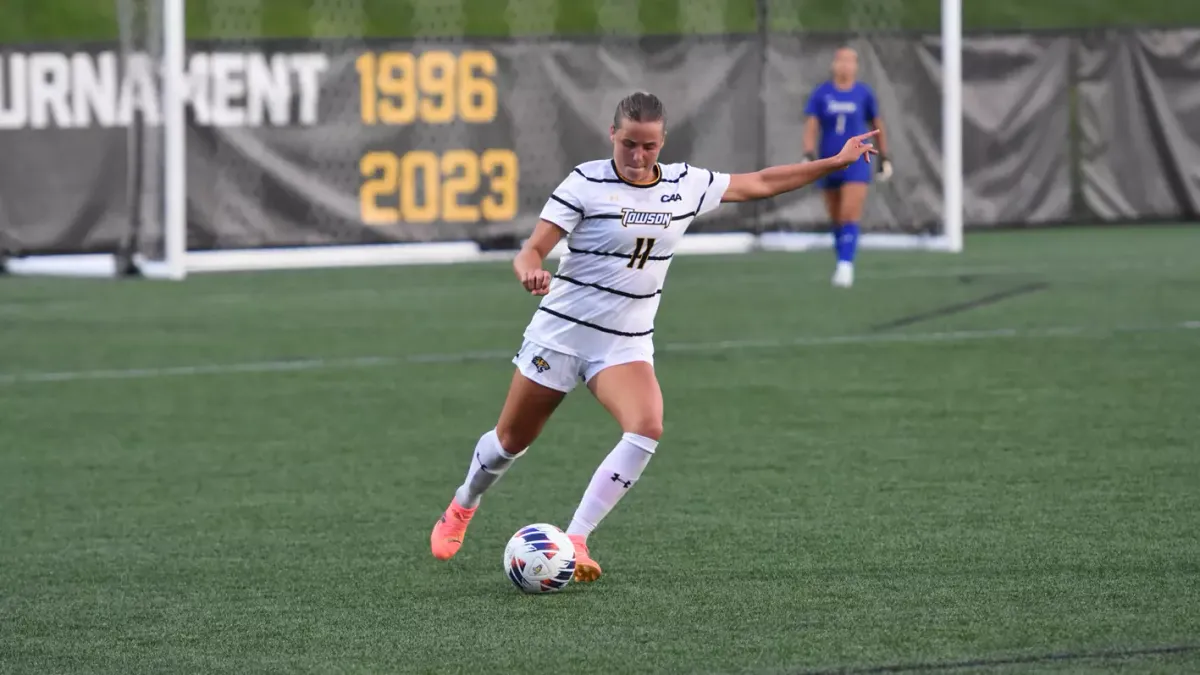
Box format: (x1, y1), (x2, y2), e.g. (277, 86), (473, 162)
(512, 339), (654, 393)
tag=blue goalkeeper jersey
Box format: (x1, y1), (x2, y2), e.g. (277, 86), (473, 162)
(805, 80), (878, 159)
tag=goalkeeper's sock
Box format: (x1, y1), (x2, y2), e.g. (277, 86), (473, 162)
(835, 222), (860, 263)
(454, 428), (523, 509)
(566, 433), (657, 539)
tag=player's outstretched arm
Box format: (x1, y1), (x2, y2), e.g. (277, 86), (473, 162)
(513, 219), (565, 296)
(722, 130), (879, 202)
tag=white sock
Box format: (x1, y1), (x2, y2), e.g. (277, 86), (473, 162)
(566, 432), (658, 539)
(454, 429), (524, 509)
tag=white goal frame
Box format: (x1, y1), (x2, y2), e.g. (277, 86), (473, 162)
(5, 0), (961, 280)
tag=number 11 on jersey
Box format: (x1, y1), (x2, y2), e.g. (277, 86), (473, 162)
(628, 237), (656, 269)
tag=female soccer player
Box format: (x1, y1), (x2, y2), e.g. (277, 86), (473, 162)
(803, 46), (892, 288)
(431, 91), (877, 582)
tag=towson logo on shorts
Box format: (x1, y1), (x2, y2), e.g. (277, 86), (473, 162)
(620, 207), (672, 227)
(531, 355), (551, 373)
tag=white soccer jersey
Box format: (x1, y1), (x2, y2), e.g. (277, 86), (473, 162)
(522, 159), (731, 360)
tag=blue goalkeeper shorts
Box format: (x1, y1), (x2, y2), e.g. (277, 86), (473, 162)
(818, 159), (872, 190)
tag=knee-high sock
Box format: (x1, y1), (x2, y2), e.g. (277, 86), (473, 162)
(834, 222), (860, 263)
(566, 432), (658, 539)
(454, 429), (524, 509)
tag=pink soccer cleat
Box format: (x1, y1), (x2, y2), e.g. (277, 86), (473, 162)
(569, 534), (602, 582)
(430, 499), (477, 561)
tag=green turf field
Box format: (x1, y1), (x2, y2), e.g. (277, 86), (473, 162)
(4, 0), (1200, 43)
(1, 226), (1198, 673)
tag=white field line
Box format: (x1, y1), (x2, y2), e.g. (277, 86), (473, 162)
(2, 321), (1197, 386)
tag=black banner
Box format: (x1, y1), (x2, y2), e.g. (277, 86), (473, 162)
(1078, 28), (1200, 221)
(0, 30), (1196, 256)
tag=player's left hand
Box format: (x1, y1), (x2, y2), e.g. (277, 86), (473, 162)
(834, 130), (879, 168)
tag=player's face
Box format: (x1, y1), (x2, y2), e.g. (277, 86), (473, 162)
(832, 48), (858, 83)
(610, 118), (665, 184)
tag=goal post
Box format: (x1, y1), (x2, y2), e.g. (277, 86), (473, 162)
(943, 0), (964, 253)
(161, 0), (187, 280)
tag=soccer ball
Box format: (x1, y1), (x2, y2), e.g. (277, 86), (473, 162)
(503, 523), (576, 593)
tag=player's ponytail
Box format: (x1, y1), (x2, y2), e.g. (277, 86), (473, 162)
(613, 91), (666, 131)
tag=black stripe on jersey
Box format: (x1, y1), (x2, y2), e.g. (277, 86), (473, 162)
(585, 212), (693, 222)
(554, 274), (663, 299)
(537, 306), (655, 337)
(567, 245), (673, 262)
(573, 168), (622, 184)
(692, 169), (715, 216)
(660, 164), (689, 183)
(571, 163), (665, 189)
(550, 193), (583, 214)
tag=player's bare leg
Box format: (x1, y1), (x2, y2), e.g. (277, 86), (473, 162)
(564, 360), (663, 582)
(823, 188), (842, 227)
(832, 182), (868, 288)
(838, 182), (867, 223)
(431, 371), (566, 560)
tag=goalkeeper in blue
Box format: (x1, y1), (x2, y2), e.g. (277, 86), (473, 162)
(804, 46), (893, 288)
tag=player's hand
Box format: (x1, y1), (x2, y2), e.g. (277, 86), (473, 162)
(834, 130), (879, 168)
(520, 268), (553, 295)
(878, 156), (894, 182)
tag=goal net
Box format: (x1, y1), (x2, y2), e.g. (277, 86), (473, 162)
(22, 0), (958, 279)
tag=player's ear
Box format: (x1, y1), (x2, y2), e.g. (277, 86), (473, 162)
(609, 124), (617, 142)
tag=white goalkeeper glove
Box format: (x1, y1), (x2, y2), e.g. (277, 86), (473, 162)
(877, 155), (894, 182)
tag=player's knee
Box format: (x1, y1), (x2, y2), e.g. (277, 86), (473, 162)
(494, 424), (535, 455)
(624, 417), (663, 441)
